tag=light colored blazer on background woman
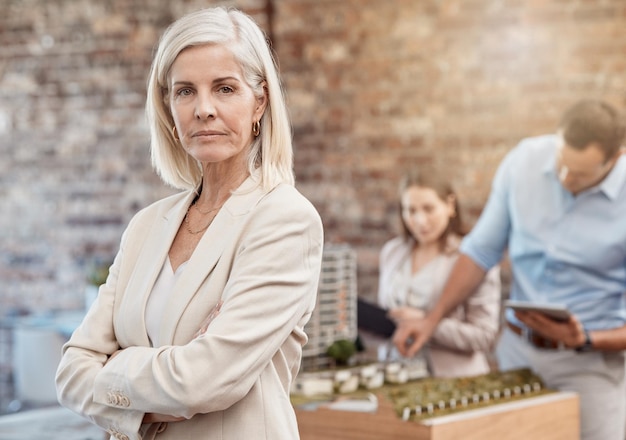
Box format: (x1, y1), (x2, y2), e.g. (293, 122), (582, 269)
(56, 174), (324, 440)
(378, 235), (500, 378)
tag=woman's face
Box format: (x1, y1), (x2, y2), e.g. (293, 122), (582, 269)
(168, 44), (266, 167)
(401, 185), (455, 247)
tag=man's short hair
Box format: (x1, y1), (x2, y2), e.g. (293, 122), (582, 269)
(559, 99), (625, 160)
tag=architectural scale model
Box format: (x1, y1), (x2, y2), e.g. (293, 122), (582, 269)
(293, 367), (551, 422)
(294, 249), (579, 439)
(301, 244), (358, 370)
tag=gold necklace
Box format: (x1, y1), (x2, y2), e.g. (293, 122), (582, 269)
(194, 202), (221, 215)
(184, 202), (222, 235)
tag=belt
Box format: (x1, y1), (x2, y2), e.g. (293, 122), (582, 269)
(506, 322), (563, 350)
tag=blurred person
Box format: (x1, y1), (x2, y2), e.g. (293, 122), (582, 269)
(378, 170), (501, 377)
(392, 99), (626, 440)
(55, 7), (323, 440)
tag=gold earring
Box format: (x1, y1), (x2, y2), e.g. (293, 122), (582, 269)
(172, 126), (180, 141)
(252, 120), (260, 137)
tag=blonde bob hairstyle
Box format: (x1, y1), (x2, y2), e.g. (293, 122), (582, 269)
(146, 7), (294, 191)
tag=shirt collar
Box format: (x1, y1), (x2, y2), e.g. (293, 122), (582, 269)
(599, 154), (626, 200)
(543, 143), (626, 200)
(542, 144), (558, 175)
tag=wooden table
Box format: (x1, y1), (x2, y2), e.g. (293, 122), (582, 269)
(296, 391), (579, 440)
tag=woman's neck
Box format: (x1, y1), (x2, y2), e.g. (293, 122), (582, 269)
(197, 162), (249, 207)
(411, 241), (442, 274)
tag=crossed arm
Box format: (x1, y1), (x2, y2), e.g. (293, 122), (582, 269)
(105, 301), (223, 425)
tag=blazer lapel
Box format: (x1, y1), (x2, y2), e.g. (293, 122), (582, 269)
(158, 173), (271, 344)
(120, 191), (195, 347)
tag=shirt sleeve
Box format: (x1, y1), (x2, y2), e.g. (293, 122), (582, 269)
(460, 146), (517, 270)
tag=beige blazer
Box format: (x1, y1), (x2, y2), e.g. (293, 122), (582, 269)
(378, 236), (501, 378)
(55, 175), (324, 440)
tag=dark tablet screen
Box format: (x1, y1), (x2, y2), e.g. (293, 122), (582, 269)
(357, 299), (396, 338)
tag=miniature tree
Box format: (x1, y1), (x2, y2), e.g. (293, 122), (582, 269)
(326, 339), (357, 366)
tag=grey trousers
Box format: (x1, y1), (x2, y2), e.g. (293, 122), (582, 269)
(496, 326), (626, 440)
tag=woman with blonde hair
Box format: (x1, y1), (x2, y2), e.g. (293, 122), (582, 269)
(56, 7), (323, 439)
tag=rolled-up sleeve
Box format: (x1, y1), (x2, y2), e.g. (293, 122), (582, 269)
(460, 148), (517, 271)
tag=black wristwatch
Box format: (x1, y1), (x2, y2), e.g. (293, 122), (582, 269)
(575, 328), (593, 353)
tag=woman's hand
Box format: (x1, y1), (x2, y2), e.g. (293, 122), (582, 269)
(193, 300), (223, 339)
(142, 413), (186, 424)
(387, 306), (425, 323)
(105, 349), (122, 365)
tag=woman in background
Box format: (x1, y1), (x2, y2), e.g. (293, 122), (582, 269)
(56, 7), (323, 440)
(378, 170), (500, 378)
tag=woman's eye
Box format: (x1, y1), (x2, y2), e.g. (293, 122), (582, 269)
(218, 85), (234, 94)
(176, 88), (193, 97)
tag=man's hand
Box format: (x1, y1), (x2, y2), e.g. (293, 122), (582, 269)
(515, 310), (586, 348)
(390, 310), (438, 358)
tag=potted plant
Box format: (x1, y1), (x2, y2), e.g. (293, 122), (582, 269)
(84, 259), (111, 311)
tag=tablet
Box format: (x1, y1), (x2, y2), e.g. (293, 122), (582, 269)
(357, 299), (396, 337)
(504, 300), (572, 322)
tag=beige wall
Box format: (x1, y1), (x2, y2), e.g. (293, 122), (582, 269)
(1, 0), (625, 311)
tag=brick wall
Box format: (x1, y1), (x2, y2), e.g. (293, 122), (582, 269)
(1, 0), (625, 312)
(274, 0), (626, 299)
(0, 0), (262, 315)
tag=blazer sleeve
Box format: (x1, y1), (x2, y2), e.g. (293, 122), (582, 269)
(55, 213), (147, 439)
(89, 187), (323, 419)
(430, 265), (501, 353)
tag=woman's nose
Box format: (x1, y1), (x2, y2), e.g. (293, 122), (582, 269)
(195, 94), (216, 120)
(411, 212), (426, 226)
